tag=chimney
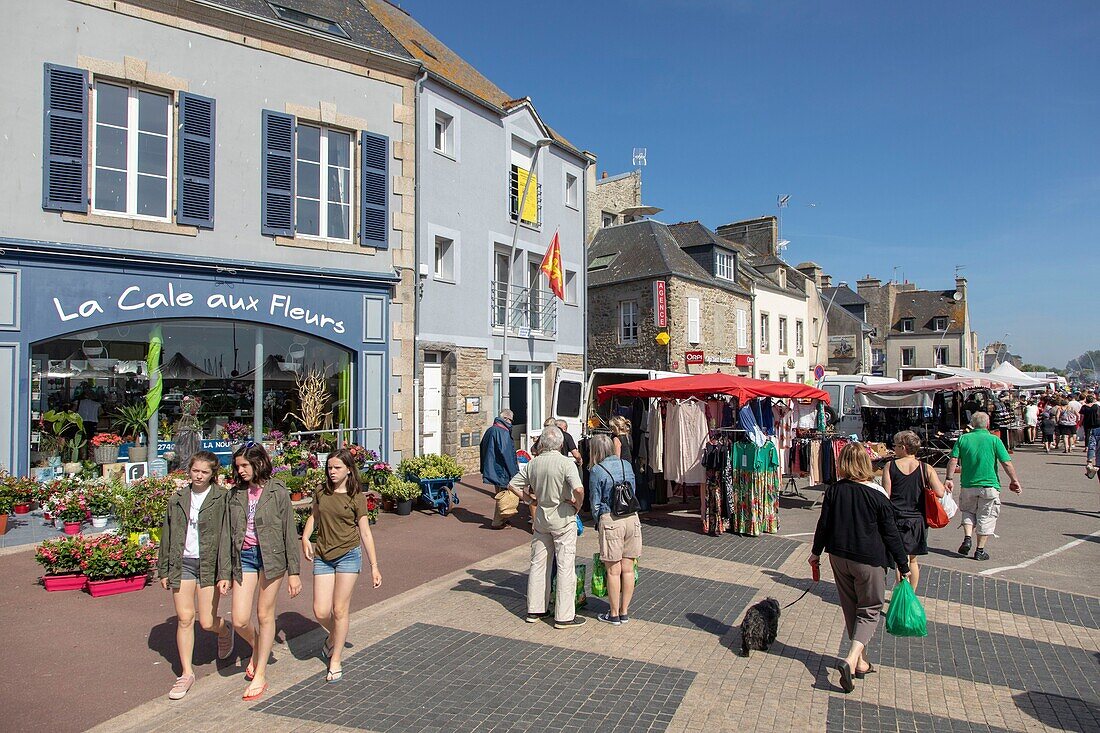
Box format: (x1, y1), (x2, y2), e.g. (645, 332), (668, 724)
(795, 262), (823, 287)
(820, 274), (833, 289)
(715, 216), (777, 257)
(856, 275), (881, 297)
(955, 275), (967, 302)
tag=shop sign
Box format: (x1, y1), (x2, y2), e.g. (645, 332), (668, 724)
(735, 354), (755, 367)
(685, 350), (704, 365)
(50, 282), (347, 336)
(704, 357), (731, 365)
(652, 282), (667, 328)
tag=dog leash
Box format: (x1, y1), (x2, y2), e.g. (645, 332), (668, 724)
(781, 581), (817, 610)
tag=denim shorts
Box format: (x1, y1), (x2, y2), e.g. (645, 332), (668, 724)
(181, 556), (200, 581)
(313, 546), (362, 575)
(240, 545), (263, 574)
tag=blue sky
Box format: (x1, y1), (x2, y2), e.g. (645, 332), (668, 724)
(406, 1), (1099, 368)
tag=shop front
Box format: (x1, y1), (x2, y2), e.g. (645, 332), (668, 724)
(0, 244), (394, 474)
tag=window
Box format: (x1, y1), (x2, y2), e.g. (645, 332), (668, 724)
(778, 269), (787, 289)
(796, 372), (805, 384)
(588, 253), (618, 272)
(760, 372), (770, 381)
(602, 211), (616, 228)
(872, 348), (885, 366)
(933, 316), (948, 332)
(795, 320), (805, 355)
(812, 318), (820, 344)
(564, 270), (577, 305)
(760, 313), (770, 352)
(715, 251), (734, 281)
(268, 2), (350, 38)
(510, 137), (539, 226)
(294, 124), (353, 240)
(778, 317), (788, 353)
(900, 318), (914, 333)
(935, 346), (949, 365)
(565, 172), (578, 208)
(433, 236), (454, 281)
(687, 297), (701, 344)
(619, 301), (639, 345)
(902, 347), (915, 366)
(493, 250), (510, 327)
(737, 309), (748, 349)
(92, 82), (171, 219)
(433, 110), (453, 156)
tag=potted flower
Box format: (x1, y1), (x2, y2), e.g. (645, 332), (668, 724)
(84, 477), (118, 528)
(0, 472), (38, 515)
(35, 535), (89, 591)
(90, 432), (125, 464)
(49, 489), (89, 534)
(0, 487), (12, 535)
(81, 534), (158, 597)
(283, 474), (307, 502)
(398, 454), (463, 516)
(365, 491), (379, 525)
(224, 420), (250, 448)
(113, 476), (175, 542)
(112, 403), (150, 462)
(380, 473), (421, 516)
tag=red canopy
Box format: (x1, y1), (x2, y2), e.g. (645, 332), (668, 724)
(597, 372), (831, 405)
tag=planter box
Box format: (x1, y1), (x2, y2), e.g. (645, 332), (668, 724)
(87, 575), (148, 597)
(43, 573), (87, 592)
(13, 503), (30, 515)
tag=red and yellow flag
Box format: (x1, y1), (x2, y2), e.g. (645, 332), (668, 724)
(540, 232), (565, 300)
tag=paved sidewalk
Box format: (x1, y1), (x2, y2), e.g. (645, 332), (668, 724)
(91, 512), (1100, 733)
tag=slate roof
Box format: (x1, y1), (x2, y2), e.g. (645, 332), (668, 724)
(891, 289), (967, 334)
(821, 285), (867, 308)
(666, 221), (756, 292)
(829, 301), (875, 334)
(203, 0), (413, 57)
(587, 220), (750, 297)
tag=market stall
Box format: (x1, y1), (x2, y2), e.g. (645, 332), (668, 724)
(597, 373), (831, 537)
(855, 376), (1012, 466)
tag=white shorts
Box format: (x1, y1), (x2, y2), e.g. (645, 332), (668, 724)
(959, 486), (1001, 535)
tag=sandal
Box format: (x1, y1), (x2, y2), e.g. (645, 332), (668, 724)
(242, 681), (268, 701)
(244, 660), (255, 681)
(855, 662), (876, 679)
(836, 661), (855, 693)
(326, 669), (343, 684)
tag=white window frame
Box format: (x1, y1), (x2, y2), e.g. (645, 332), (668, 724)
(295, 123), (354, 242)
(564, 269), (578, 305)
(687, 297), (701, 344)
(715, 251), (734, 281)
(934, 317), (948, 332)
(796, 372), (805, 383)
(902, 347), (915, 366)
(795, 319), (805, 355)
(434, 109), (454, 157)
(760, 312), (770, 352)
(90, 81), (173, 222)
(900, 318), (914, 333)
(737, 309), (748, 349)
(602, 211), (616, 228)
(564, 171), (579, 209)
(619, 300), (639, 345)
(433, 236), (455, 282)
(934, 346), (949, 366)
(778, 316), (788, 354)
(759, 372), (770, 381)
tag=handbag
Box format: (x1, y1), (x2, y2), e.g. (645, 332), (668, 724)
(599, 459), (640, 517)
(921, 461), (950, 529)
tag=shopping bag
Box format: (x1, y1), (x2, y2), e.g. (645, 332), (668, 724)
(925, 488), (950, 528)
(592, 553), (607, 598)
(885, 579), (928, 637)
(550, 563), (588, 609)
(633, 557), (640, 587)
(939, 491), (958, 520)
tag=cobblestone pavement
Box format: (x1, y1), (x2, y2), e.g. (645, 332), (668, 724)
(93, 508), (1100, 733)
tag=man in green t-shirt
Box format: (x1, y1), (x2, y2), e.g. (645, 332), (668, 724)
(946, 411), (1022, 561)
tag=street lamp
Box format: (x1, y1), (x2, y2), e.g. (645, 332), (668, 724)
(813, 281), (847, 367)
(935, 318), (959, 366)
(500, 138), (554, 411)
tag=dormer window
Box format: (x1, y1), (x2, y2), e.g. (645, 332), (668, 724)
(933, 316), (949, 332)
(715, 251), (734, 281)
(900, 318), (914, 333)
(778, 269), (787, 288)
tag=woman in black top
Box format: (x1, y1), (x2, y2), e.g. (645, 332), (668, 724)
(882, 431), (945, 592)
(810, 443), (910, 694)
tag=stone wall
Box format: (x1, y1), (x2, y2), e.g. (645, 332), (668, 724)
(585, 170), (642, 243)
(666, 279), (753, 374)
(588, 280), (664, 370)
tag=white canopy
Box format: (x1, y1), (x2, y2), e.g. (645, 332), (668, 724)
(990, 361), (1053, 389)
(930, 365), (1047, 389)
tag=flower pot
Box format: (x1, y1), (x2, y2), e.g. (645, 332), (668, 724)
(62, 521), (83, 535)
(13, 503), (30, 515)
(315, 452), (329, 468)
(43, 573), (87, 592)
(290, 492), (304, 501)
(0, 514), (7, 535)
(87, 575), (148, 597)
(128, 446), (148, 462)
(63, 462), (82, 475)
(94, 445), (120, 464)
(395, 499), (414, 516)
(382, 497), (396, 512)
(42, 511), (52, 522)
(91, 515), (109, 528)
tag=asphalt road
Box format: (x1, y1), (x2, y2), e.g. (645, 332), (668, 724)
(774, 443), (1100, 595)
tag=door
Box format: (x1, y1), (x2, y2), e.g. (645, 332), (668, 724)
(422, 359), (442, 455)
(552, 369), (584, 443)
(509, 376), (528, 446)
(836, 384), (863, 438)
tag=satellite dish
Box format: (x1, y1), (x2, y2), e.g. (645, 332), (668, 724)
(952, 291), (963, 301)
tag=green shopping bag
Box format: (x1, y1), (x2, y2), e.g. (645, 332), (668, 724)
(592, 553), (607, 597)
(885, 579), (927, 637)
(550, 563), (588, 609)
(633, 557), (640, 587)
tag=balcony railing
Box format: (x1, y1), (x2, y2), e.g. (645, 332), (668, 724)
(491, 281), (557, 335)
(509, 166), (542, 227)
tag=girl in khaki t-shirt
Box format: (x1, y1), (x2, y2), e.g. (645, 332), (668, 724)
(301, 448), (382, 683)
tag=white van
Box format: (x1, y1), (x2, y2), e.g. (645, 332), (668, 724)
(548, 368), (680, 444)
(818, 374), (898, 438)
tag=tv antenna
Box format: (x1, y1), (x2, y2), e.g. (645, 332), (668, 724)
(632, 147), (647, 167)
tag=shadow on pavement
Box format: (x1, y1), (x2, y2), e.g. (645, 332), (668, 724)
(451, 568), (528, 618)
(277, 611), (325, 660)
(1013, 691), (1100, 733)
(762, 569), (839, 604)
(1001, 501), (1100, 518)
(148, 615), (230, 676)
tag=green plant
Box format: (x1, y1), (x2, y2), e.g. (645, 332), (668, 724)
(0, 472), (38, 505)
(80, 534), (158, 581)
(397, 454), (463, 480)
(35, 535), (87, 575)
(84, 477), (120, 516)
(112, 403), (150, 443)
(0, 488), (13, 515)
(43, 410), (84, 440)
(113, 476), (177, 534)
(66, 433), (87, 463)
(380, 473), (421, 501)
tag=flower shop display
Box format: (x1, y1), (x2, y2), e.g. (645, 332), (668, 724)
(90, 432), (125, 464)
(397, 454), (464, 516)
(35, 535), (89, 591)
(42, 410), (85, 467)
(223, 420), (250, 443)
(112, 475), (175, 541)
(81, 534), (158, 597)
(47, 489), (89, 534)
(84, 477), (120, 527)
(0, 472), (38, 514)
(380, 473), (422, 516)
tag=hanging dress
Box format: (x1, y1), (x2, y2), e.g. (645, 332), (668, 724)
(731, 440), (780, 536)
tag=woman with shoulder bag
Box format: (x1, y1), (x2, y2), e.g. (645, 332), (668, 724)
(882, 431), (945, 592)
(588, 434), (642, 626)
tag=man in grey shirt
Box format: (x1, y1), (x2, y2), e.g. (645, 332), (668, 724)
(509, 426), (586, 628)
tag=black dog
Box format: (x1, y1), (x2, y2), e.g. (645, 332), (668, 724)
(739, 597), (780, 657)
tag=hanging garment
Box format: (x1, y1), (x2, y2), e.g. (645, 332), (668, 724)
(730, 441), (781, 536)
(705, 400), (723, 431)
(648, 403), (664, 473)
(664, 400), (707, 485)
(772, 402), (794, 452)
(808, 440), (822, 484)
(760, 398), (775, 435)
(738, 404), (768, 448)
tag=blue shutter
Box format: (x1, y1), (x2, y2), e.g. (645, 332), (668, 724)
(261, 110), (295, 236)
(42, 64), (88, 212)
(176, 92), (216, 228)
(359, 131), (388, 248)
